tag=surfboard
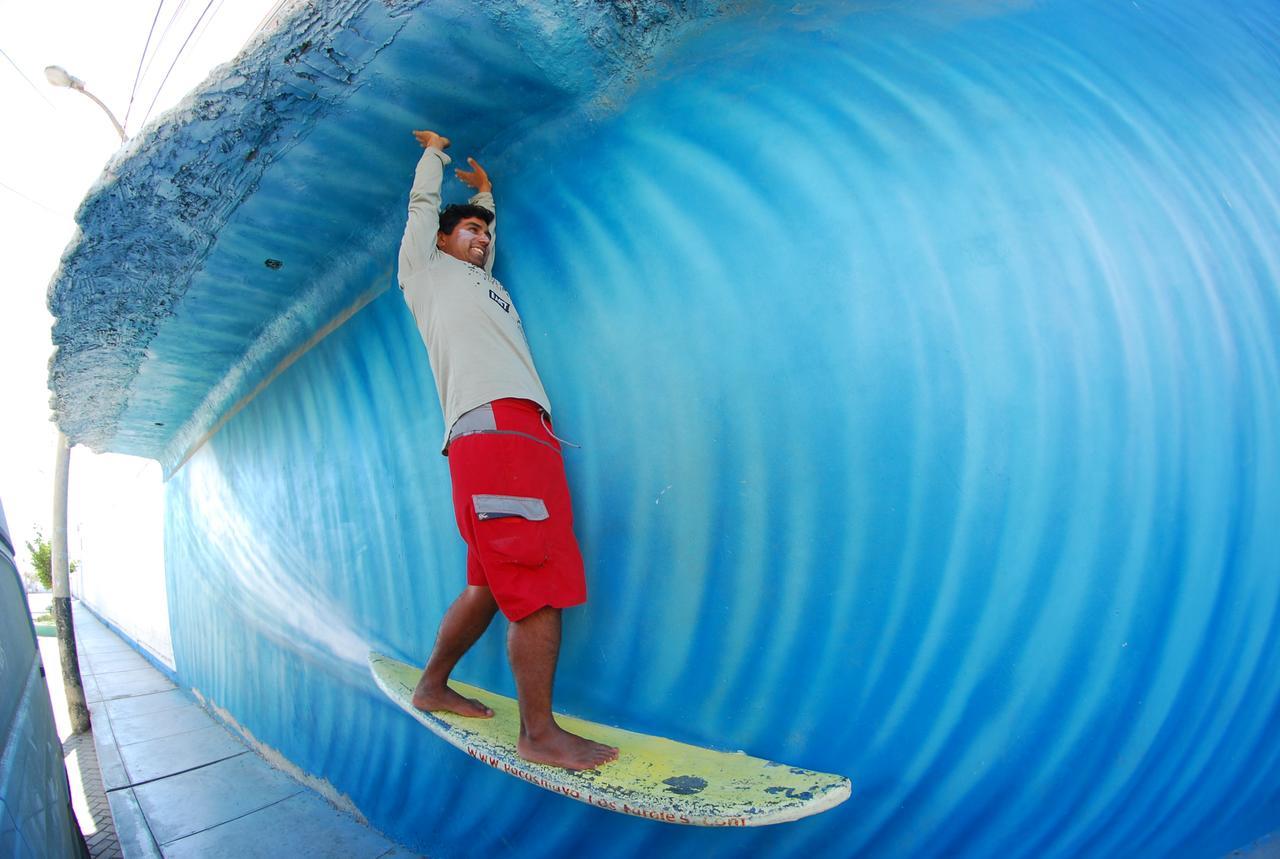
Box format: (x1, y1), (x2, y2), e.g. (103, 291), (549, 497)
(368, 652), (850, 826)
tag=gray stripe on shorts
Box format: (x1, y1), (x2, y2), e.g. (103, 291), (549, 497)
(449, 403), (496, 439)
(473, 494), (550, 521)
(448, 403), (561, 454)
(458, 429), (560, 453)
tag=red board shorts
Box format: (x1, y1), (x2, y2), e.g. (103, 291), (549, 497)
(447, 398), (587, 622)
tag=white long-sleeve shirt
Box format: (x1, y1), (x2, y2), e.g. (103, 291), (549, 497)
(397, 147), (551, 453)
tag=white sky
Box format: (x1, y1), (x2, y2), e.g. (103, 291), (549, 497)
(0, 0), (286, 572)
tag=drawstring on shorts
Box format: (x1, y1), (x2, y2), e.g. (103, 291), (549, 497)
(540, 410), (581, 449)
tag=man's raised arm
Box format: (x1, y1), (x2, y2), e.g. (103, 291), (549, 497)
(455, 155), (497, 277)
(398, 129), (451, 285)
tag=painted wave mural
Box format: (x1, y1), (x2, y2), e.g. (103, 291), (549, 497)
(146, 0), (1280, 855)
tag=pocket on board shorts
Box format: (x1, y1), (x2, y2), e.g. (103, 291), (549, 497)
(472, 494), (550, 568)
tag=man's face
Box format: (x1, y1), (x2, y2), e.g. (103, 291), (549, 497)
(437, 217), (491, 268)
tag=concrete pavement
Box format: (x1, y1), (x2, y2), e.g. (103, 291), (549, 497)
(46, 603), (417, 858)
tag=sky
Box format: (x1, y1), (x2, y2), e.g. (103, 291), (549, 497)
(0, 0), (287, 576)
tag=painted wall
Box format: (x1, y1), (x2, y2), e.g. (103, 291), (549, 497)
(163, 0), (1280, 856)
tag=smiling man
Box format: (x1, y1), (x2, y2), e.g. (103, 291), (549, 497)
(396, 129), (618, 771)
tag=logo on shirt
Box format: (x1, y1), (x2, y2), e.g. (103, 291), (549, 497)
(489, 289), (511, 313)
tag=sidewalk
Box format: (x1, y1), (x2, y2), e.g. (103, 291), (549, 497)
(45, 603), (416, 858)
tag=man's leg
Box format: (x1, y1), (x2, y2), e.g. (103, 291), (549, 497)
(508, 606), (619, 770)
(413, 585), (498, 717)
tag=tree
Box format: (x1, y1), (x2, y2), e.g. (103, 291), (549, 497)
(25, 529), (77, 591)
(18, 563), (42, 593)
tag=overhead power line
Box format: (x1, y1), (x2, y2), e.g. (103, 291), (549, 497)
(139, 0), (218, 129)
(123, 0), (167, 132)
(0, 179), (63, 218)
(0, 45), (55, 108)
(255, 0), (294, 35)
(139, 0), (193, 87)
(185, 0), (230, 64)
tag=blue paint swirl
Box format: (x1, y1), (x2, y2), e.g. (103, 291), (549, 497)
(160, 0), (1280, 856)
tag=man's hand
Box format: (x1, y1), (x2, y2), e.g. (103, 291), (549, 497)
(455, 157), (492, 194)
(412, 129), (450, 150)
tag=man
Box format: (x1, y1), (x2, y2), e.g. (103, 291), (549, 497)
(397, 129), (618, 771)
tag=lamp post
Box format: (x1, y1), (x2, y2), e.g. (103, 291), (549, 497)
(44, 65), (126, 142)
(51, 433), (90, 734)
(43, 62), (123, 733)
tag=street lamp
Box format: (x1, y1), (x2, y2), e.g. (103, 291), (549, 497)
(43, 61), (123, 732)
(44, 64), (126, 142)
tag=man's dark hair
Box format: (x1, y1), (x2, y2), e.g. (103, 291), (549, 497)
(439, 203), (494, 236)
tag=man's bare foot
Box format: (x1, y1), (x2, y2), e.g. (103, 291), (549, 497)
(412, 679), (494, 718)
(518, 723), (619, 771)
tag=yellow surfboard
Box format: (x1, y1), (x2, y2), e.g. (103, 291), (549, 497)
(368, 652), (850, 826)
